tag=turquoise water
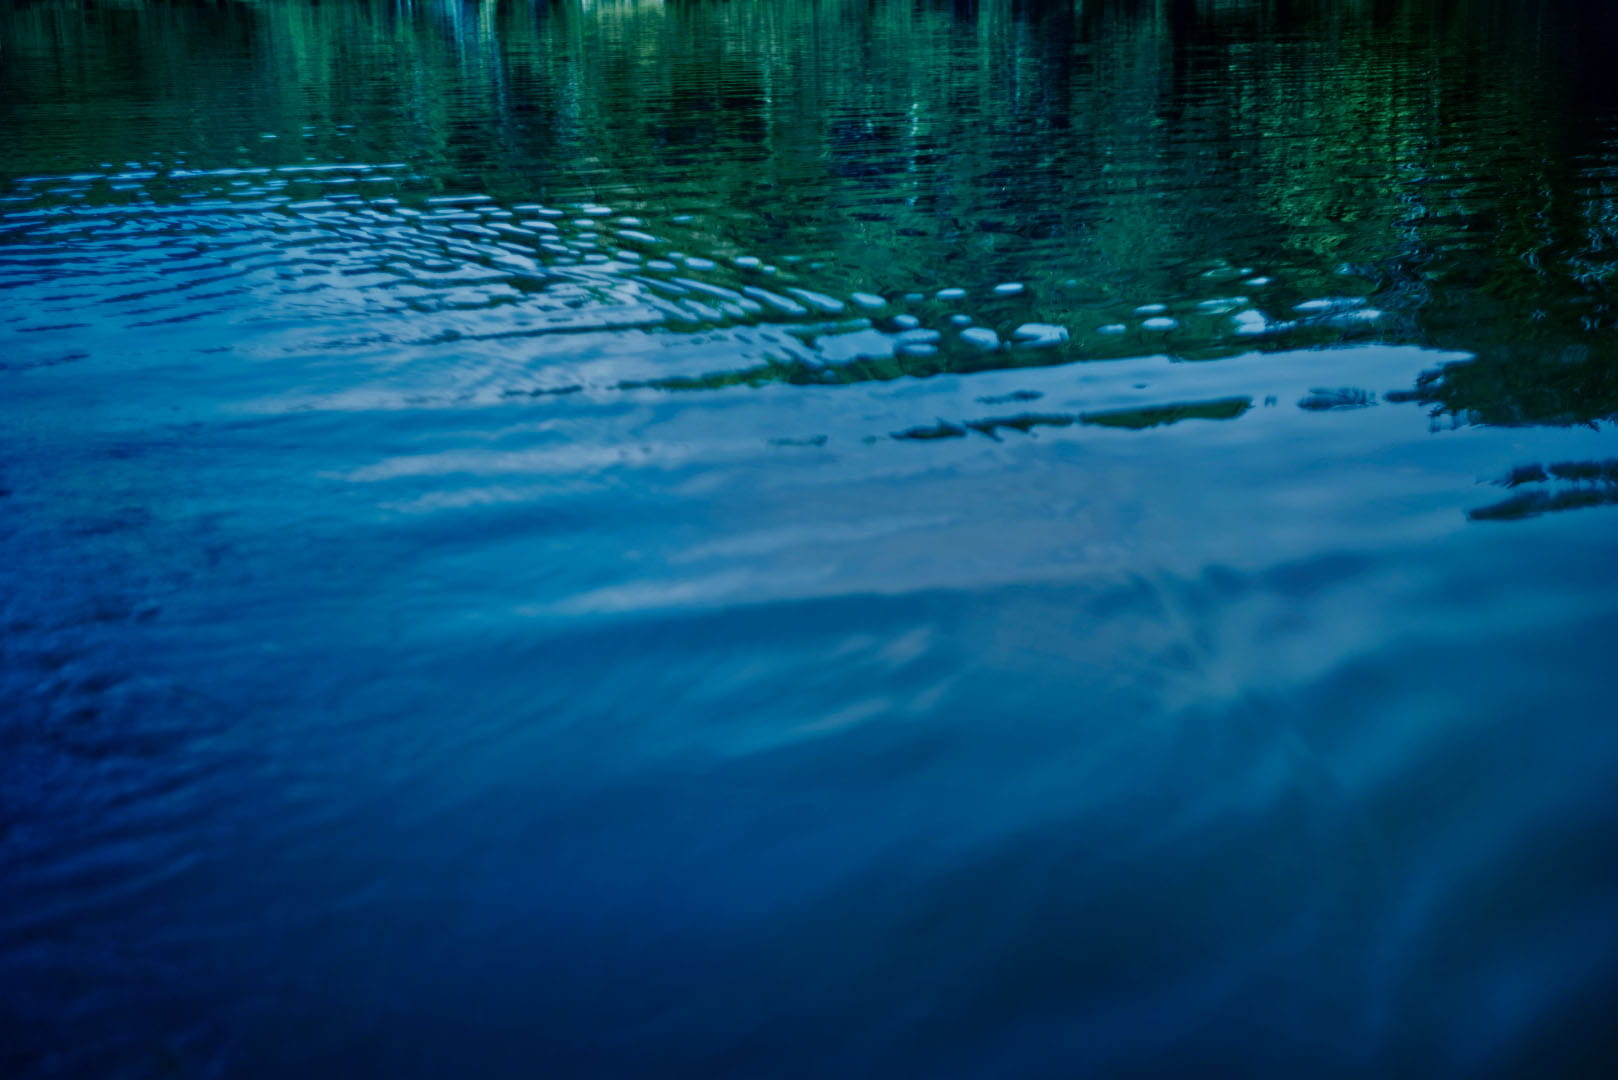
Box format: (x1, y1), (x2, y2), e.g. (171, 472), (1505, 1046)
(4, 1), (1618, 1076)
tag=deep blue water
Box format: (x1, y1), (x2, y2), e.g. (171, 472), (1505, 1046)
(5, 1), (1618, 1076)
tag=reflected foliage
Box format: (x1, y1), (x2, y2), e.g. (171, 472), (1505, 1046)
(1472, 460), (1618, 519)
(3, 0), (1618, 424)
(1082, 396), (1253, 429)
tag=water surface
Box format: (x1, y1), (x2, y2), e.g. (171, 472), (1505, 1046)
(5, 1), (1618, 1076)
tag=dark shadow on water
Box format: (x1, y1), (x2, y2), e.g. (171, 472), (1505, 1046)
(1471, 458), (1618, 520)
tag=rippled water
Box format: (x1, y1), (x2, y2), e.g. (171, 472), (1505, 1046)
(5, 1), (1618, 1076)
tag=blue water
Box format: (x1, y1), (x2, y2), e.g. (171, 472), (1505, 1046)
(5, 1), (1618, 1076)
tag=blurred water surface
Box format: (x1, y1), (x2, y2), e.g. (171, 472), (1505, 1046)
(4, 1), (1618, 1076)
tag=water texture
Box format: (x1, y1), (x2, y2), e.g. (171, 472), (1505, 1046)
(4, 1), (1618, 1076)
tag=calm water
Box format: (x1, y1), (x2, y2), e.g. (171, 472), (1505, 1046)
(5, 1), (1618, 1075)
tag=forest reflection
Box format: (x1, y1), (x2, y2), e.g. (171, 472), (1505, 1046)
(4, 0), (1617, 424)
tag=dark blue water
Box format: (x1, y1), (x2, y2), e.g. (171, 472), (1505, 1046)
(5, 1), (1618, 1076)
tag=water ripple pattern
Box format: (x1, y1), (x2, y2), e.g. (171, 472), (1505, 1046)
(5, 3), (1618, 1079)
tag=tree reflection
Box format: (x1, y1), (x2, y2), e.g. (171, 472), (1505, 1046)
(2, 0), (1615, 425)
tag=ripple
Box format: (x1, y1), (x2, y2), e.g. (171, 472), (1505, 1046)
(7, 3), (1618, 1077)
(0, 170), (1425, 414)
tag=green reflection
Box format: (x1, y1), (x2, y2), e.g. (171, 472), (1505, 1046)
(2, 0), (1617, 423)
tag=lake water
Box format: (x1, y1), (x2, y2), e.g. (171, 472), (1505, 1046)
(4, 1), (1618, 1076)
